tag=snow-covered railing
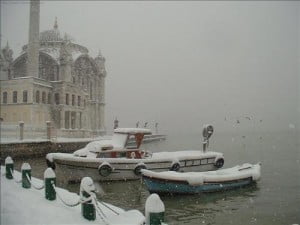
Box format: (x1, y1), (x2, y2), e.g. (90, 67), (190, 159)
(4, 156), (167, 225)
(0, 121), (54, 140)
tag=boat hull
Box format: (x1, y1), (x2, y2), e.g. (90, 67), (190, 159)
(141, 163), (261, 194)
(54, 159), (217, 182)
(143, 176), (254, 194)
(47, 151), (224, 182)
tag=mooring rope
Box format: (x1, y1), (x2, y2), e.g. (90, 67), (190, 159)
(52, 183), (81, 207)
(25, 173), (44, 190)
(10, 169), (22, 183)
(92, 195), (111, 225)
(98, 200), (120, 215)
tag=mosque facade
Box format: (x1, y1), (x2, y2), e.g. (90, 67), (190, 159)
(0, 1), (107, 137)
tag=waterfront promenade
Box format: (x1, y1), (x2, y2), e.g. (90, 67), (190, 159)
(1, 166), (145, 225)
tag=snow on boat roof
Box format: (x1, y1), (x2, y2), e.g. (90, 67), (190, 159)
(114, 128), (152, 135)
(47, 151), (223, 164)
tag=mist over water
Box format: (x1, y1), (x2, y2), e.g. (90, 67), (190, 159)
(14, 128), (299, 225)
(2, 1), (299, 136)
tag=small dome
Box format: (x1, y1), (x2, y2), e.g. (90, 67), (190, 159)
(39, 18), (68, 43)
(40, 28), (62, 42)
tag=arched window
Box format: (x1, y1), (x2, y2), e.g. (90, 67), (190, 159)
(54, 66), (59, 81)
(42, 92), (46, 103)
(66, 93), (69, 105)
(72, 94), (75, 106)
(23, 91), (28, 103)
(78, 96), (81, 107)
(2, 92), (8, 104)
(54, 93), (60, 105)
(36, 90), (40, 103)
(13, 91), (18, 103)
(47, 93), (51, 104)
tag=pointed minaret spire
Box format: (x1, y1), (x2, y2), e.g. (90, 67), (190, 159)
(98, 49), (102, 57)
(54, 17), (58, 29)
(6, 41), (9, 48)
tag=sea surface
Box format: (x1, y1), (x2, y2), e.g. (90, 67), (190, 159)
(14, 129), (299, 225)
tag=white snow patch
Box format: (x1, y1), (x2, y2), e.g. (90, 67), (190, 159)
(44, 168), (56, 179)
(1, 166), (145, 225)
(145, 193), (165, 218)
(142, 163), (261, 185)
(21, 162), (31, 170)
(80, 177), (95, 193)
(47, 151), (223, 165)
(145, 194), (165, 225)
(114, 128), (151, 134)
(5, 156), (13, 164)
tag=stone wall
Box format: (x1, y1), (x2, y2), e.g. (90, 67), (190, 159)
(0, 141), (89, 160)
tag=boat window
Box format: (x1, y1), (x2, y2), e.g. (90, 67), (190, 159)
(98, 152), (110, 158)
(194, 160), (201, 166)
(112, 133), (128, 148)
(186, 160), (193, 166)
(201, 159), (208, 165)
(207, 158), (215, 164)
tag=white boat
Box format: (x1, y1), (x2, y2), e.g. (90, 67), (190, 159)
(46, 126), (224, 182)
(141, 163), (261, 194)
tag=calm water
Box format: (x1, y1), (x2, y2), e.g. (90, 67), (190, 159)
(14, 129), (300, 225)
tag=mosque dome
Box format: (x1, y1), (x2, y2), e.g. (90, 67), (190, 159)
(39, 18), (63, 42)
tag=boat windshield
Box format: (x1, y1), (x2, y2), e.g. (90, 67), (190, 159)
(112, 133), (128, 148)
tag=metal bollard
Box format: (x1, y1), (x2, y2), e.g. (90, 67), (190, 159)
(5, 156), (14, 179)
(44, 168), (56, 200)
(145, 194), (166, 225)
(80, 177), (96, 221)
(21, 163), (31, 188)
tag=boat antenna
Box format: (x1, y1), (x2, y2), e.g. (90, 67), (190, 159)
(202, 124), (214, 152)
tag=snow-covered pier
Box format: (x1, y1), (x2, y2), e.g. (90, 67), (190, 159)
(1, 158), (167, 225)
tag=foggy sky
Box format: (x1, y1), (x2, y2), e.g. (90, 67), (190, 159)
(1, 1), (299, 135)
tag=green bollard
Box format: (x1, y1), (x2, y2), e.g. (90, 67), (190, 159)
(145, 194), (166, 225)
(80, 177), (96, 221)
(5, 156), (14, 179)
(21, 163), (31, 189)
(44, 168), (56, 200)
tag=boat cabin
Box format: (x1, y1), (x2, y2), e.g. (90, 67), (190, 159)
(75, 128), (152, 159)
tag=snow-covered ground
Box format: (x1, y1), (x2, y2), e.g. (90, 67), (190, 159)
(0, 166), (145, 225)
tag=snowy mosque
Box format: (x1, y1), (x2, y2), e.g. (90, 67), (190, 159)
(0, 0), (107, 137)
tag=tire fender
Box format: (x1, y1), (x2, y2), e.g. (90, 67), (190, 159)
(98, 162), (113, 177)
(134, 163), (147, 176)
(214, 157), (224, 168)
(170, 159), (180, 171)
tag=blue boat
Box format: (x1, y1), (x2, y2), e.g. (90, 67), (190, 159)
(141, 163), (261, 195)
